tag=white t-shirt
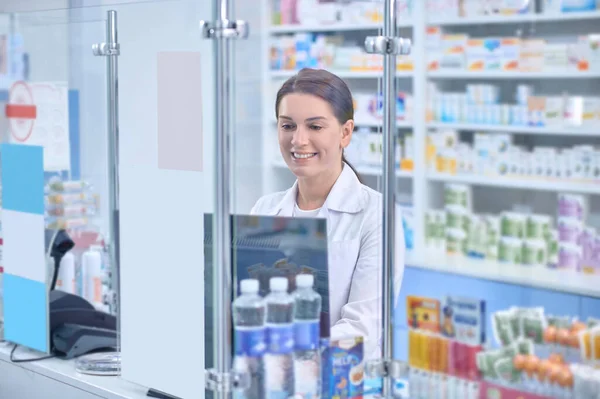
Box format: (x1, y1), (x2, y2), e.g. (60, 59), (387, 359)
(292, 202), (321, 218)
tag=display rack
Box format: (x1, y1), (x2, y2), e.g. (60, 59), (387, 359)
(260, 0), (600, 297)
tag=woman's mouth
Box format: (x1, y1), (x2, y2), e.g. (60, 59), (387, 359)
(292, 152), (317, 160)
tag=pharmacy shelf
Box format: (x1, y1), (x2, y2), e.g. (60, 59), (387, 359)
(428, 172), (600, 194)
(269, 119), (413, 129)
(272, 160), (413, 178)
(270, 70), (413, 79)
(356, 120), (413, 129)
(268, 21), (413, 34)
(406, 254), (600, 298)
(428, 70), (600, 80)
(426, 122), (600, 136)
(427, 10), (600, 26)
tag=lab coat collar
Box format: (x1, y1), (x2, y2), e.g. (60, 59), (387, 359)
(270, 163), (365, 216)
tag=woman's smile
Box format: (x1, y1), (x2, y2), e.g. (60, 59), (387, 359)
(291, 152), (318, 161)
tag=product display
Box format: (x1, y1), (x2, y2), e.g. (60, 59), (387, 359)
(427, 129), (600, 182)
(427, 0), (534, 17)
(269, 33), (413, 72)
(270, 0), (412, 27)
(344, 128), (413, 172)
(232, 276), (367, 399)
(425, 184), (600, 275)
(407, 295), (486, 399)
(427, 27), (600, 74)
(427, 83), (600, 128)
(44, 177), (100, 230)
(406, 292), (600, 399)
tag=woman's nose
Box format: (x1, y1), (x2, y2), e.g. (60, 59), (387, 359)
(291, 127), (309, 147)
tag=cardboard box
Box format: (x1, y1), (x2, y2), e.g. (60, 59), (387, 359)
(321, 337), (364, 399)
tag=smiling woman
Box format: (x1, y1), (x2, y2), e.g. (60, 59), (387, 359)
(250, 68), (405, 360)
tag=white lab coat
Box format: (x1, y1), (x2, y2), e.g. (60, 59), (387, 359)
(251, 163), (405, 359)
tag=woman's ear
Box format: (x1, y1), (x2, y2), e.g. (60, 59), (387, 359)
(341, 119), (354, 149)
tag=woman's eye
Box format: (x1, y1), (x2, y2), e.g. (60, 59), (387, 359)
(281, 124), (295, 131)
(310, 125), (323, 131)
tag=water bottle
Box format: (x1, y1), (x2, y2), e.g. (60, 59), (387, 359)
(293, 274), (322, 399)
(265, 277), (295, 399)
(233, 279), (266, 399)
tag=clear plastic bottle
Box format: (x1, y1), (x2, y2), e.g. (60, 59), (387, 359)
(233, 279), (266, 399)
(265, 277), (295, 399)
(293, 274), (322, 399)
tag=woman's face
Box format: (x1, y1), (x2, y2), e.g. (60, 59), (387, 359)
(277, 93), (353, 179)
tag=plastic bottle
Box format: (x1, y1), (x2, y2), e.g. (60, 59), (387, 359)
(265, 277), (295, 399)
(82, 247), (103, 309)
(57, 252), (76, 294)
(293, 274), (322, 399)
(232, 279), (266, 399)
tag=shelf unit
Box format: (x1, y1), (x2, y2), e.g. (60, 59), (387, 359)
(428, 70), (600, 79)
(260, 1), (600, 295)
(426, 122), (600, 136)
(406, 254), (600, 298)
(268, 21), (413, 34)
(427, 10), (600, 26)
(269, 69), (413, 79)
(427, 173), (600, 195)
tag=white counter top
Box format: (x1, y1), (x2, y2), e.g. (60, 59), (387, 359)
(0, 342), (149, 399)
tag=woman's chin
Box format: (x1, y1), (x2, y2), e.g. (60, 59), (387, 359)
(288, 162), (318, 178)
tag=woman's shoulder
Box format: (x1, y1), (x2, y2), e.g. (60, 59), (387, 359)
(250, 190), (288, 215)
(358, 183), (382, 210)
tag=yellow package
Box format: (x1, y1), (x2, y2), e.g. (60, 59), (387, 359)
(593, 326), (600, 364)
(579, 329), (592, 362)
(420, 333), (431, 371)
(408, 329), (419, 368)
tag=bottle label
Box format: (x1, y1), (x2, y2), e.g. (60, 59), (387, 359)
(294, 320), (320, 351)
(234, 328), (266, 357)
(267, 324), (294, 354)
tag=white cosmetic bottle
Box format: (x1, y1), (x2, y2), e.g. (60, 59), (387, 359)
(82, 246), (103, 309)
(57, 252), (76, 295)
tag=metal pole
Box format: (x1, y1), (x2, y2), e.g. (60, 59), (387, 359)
(93, 9), (121, 339)
(213, 1), (233, 398)
(200, 1), (247, 395)
(106, 11), (121, 329)
(381, 0), (397, 396)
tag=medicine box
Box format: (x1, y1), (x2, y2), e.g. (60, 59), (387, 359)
(321, 337), (365, 399)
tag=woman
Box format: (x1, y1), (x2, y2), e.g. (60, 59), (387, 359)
(251, 68), (405, 359)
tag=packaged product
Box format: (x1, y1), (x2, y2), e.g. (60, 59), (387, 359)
(494, 357), (521, 383)
(501, 212), (526, 238)
(485, 215), (501, 260)
(546, 229), (559, 267)
(425, 210), (446, 250)
(558, 217), (584, 245)
(558, 193), (588, 222)
(520, 308), (547, 345)
(526, 214), (553, 240)
(442, 296), (486, 345)
(522, 239), (548, 267)
(321, 336), (364, 399)
(571, 364), (600, 399)
(581, 227), (597, 274)
(466, 215), (487, 258)
(558, 242), (582, 270)
(406, 296), (441, 333)
(499, 236), (523, 264)
(446, 228), (467, 255)
(492, 310), (516, 346)
(444, 183), (472, 208)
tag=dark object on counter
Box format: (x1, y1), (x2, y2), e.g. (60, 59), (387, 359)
(50, 290), (117, 359)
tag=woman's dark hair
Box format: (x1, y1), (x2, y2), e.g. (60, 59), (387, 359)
(274, 68), (362, 183)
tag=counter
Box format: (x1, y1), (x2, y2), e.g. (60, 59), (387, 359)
(0, 342), (149, 399)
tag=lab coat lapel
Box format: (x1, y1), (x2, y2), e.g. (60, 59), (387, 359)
(268, 181), (297, 216)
